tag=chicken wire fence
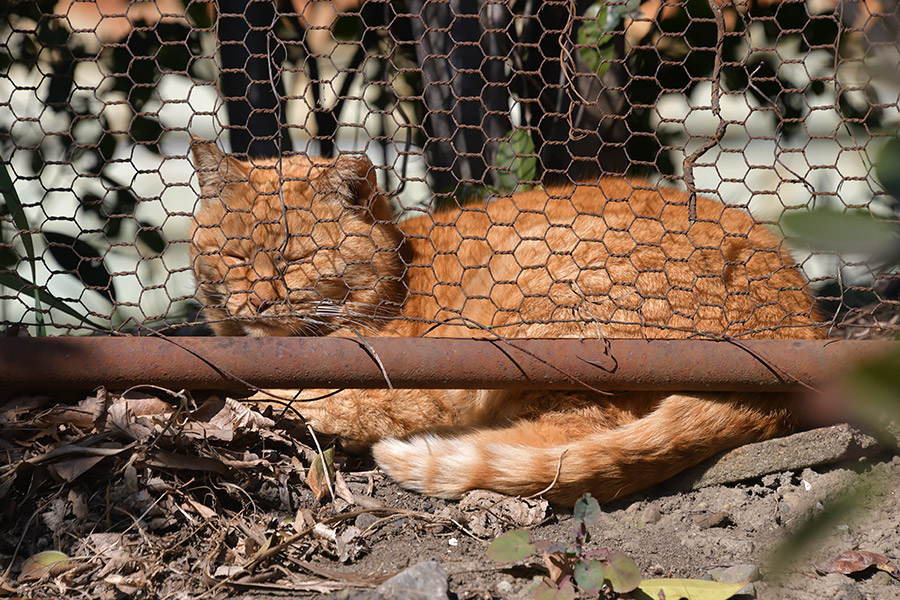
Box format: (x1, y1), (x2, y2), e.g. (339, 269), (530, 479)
(0, 0), (898, 340)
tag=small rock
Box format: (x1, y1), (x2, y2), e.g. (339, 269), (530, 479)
(716, 537), (753, 556)
(354, 512), (380, 531)
(834, 583), (866, 600)
(870, 571), (897, 586)
(493, 579), (514, 596)
(709, 564), (758, 597)
(709, 564), (760, 584)
(650, 564), (665, 575)
(695, 501), (709, 511)
(761, 474), (779, 488)
(641, 505), (662, 525)
(693, 511), (733, 529)
(779, 492), (806, 518)
(375, 561), (449, 600)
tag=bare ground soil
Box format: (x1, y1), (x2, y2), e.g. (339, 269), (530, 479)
(1, 389), (898, 600)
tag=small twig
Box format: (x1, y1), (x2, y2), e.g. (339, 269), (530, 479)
(702, 332), (820, 393)
(525, 448), (569, 499)
(126, 325), (300, 404)
(558, 0), (590, 140)
(357, 511), (481, 541)
(420, 316), (614, 395)
(242, 507), (446, 571)
(387, 99), (415, 198)
(349, 326), (393, 389)
(305, 422), (335, 504)
(683, 0), (728, 222)
(285, 556), (394, 585)
(1, 494), (63, 581)
(117, 384), (192, 451)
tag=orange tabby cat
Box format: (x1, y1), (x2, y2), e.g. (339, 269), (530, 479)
(191, 141), (820, 505)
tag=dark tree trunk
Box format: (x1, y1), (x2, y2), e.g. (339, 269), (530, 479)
(406, 0), (512, 198)
(515, 0), (630, 184)
(218, 0), (292, 157)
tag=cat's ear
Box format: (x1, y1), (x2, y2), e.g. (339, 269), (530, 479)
(332, 154), (379, 208)
(328, 154), (394, 220)
(190, 138), (248, 201)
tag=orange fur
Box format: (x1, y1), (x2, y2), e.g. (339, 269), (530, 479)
(191, 142), (821, 504)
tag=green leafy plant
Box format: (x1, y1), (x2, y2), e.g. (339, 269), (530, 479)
(875, 138), (900, 202)
(577, 0), (623, 80)
(780, 135), (900, 320)
(487, 493), (748, 600)
(496, 129), (538, 193)
(0, 157), (108, 332)
(0, 156), (44, 334)
(488, 494), (640, 598)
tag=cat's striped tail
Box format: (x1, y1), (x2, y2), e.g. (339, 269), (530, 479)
(372, 392), (791, 505)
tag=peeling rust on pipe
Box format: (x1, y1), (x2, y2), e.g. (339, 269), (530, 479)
(0, 337), (894, 394)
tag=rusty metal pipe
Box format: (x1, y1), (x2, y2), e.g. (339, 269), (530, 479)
(0, 337), (893, 394)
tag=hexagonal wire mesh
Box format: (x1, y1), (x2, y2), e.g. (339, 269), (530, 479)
(0, 0), (898, 353)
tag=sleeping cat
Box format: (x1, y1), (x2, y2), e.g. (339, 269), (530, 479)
(190, 141), (821, 505)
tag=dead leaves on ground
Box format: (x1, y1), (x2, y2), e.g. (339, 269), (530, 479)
(0, 387), (389, 597)
(0, 389), (284, 495)
(458, 490), (550, 537)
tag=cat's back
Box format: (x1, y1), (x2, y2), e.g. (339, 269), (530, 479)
(399, 179), (819, 339)
(402, 178), (768, 247)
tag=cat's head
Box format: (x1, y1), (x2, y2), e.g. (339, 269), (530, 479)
(190, 141), (406, 337)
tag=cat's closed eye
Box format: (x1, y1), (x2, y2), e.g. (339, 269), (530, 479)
(221, 253), (248, 267)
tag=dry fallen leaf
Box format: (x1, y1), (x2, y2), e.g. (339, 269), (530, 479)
(144, 450), (230, 476)
(186, 498), (218, 521)
(107, 395), (173, 441)
(68, 488), (88, 521)
(104, 572), (150, 594)
(18, 550), (71, 582)
(542, 551), (573, 585)
(815, 549), (900, 580)
(307, 446), (336, 502)
(334, 471), (356, 505)
(213, 565), (245, 579)
(48, 454), (107, 482)
(336, 525), (365, 563)
(637, 578), (749, 600)
(459, 490), (549, 537)
(41, 499), (67, 531)
(192, 397), (274, 434)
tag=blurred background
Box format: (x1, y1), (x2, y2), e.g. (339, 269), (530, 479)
(0, 0), (898, 336)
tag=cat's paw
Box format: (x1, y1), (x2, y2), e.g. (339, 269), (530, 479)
(292, 402), (336, 435)
(293, 396), (383, 443)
